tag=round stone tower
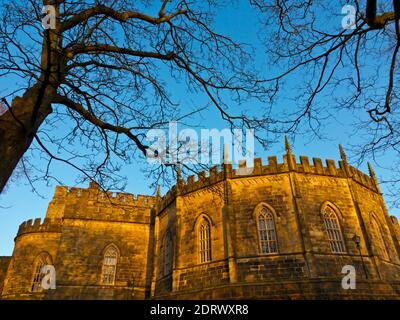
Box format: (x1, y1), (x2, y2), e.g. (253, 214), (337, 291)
(1, 218), (62, 299)
(152, 140), (400, 299)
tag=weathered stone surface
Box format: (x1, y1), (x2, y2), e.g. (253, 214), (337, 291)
(0, 257), (11, 295)
(1, 151), (400, 300)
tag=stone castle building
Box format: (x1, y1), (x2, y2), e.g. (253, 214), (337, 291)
(1, 140), (400, 299)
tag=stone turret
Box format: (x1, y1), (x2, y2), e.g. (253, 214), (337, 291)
(16, 218), (62, 238)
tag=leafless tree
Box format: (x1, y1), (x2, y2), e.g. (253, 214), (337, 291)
(252, 0), (400, 204)
(0, 0), (271, 193)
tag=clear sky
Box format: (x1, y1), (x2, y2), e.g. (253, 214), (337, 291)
(0, 1), (399, 256)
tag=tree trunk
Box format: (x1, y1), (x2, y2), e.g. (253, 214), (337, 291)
(366, 0), (377, 24)
(0, 3), (65, 193)
(0, 84), (55, 193)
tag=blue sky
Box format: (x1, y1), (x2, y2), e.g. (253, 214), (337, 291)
(0, 1), (399, 256)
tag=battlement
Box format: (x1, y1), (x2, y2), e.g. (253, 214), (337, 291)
(156, 150), (380, 212)
(46, 182), (155, 224)
(48, 144), (380, 215)
(159, 185), (178, 212)
(53, 182), (156, 208)
(16, 218), (62, 238)
(171, 154), (379, 199)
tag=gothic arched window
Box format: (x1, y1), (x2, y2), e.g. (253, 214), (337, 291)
(257, 207), (278, 254)
(198, 218), (212, 263)
(371, 217), (389, 260)
(101, 245), (119, 285)
(322, 206), (346, 253)
(31, 252), (52, 292)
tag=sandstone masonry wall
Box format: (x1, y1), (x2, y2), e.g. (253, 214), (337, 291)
(2, 145), (400, 300)
(0, 257), (11, 295)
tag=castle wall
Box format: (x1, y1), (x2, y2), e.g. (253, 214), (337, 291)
(155, 184), (229, 295)
(391, 216), (400, 248)
(0, 257), (11, 295)
(176, 186), (226, 268)
(176, 186), (229, 292)
(157, 279), (400, 300)
(2, 147), (400, 300)
(349, 180), (400, 280)
(293, 174), (359, 254)
(1, 219), (62, 299)
(46, 184), (154, 300)
(153, 200), (176, 295)
(48, 219), (151, 300)
(230, 174), (302, 257)
(153, 155), (400, 299)
(291, 173), (381, 280)
(1, 183), (155, 300)
(229, 175), (307, 283)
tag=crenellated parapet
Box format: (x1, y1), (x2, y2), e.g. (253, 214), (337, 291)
(52, 182), (156, 208)
(47, 182), (156, 223)
(48, 140), (381, 215)
(346, 164), (378, 191)
(16, 218), (62, 238)
(159, 185), (178, 212)
(157, 152), (380, 213)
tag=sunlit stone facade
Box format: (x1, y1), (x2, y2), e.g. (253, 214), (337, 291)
(1, 142), (400, 299)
